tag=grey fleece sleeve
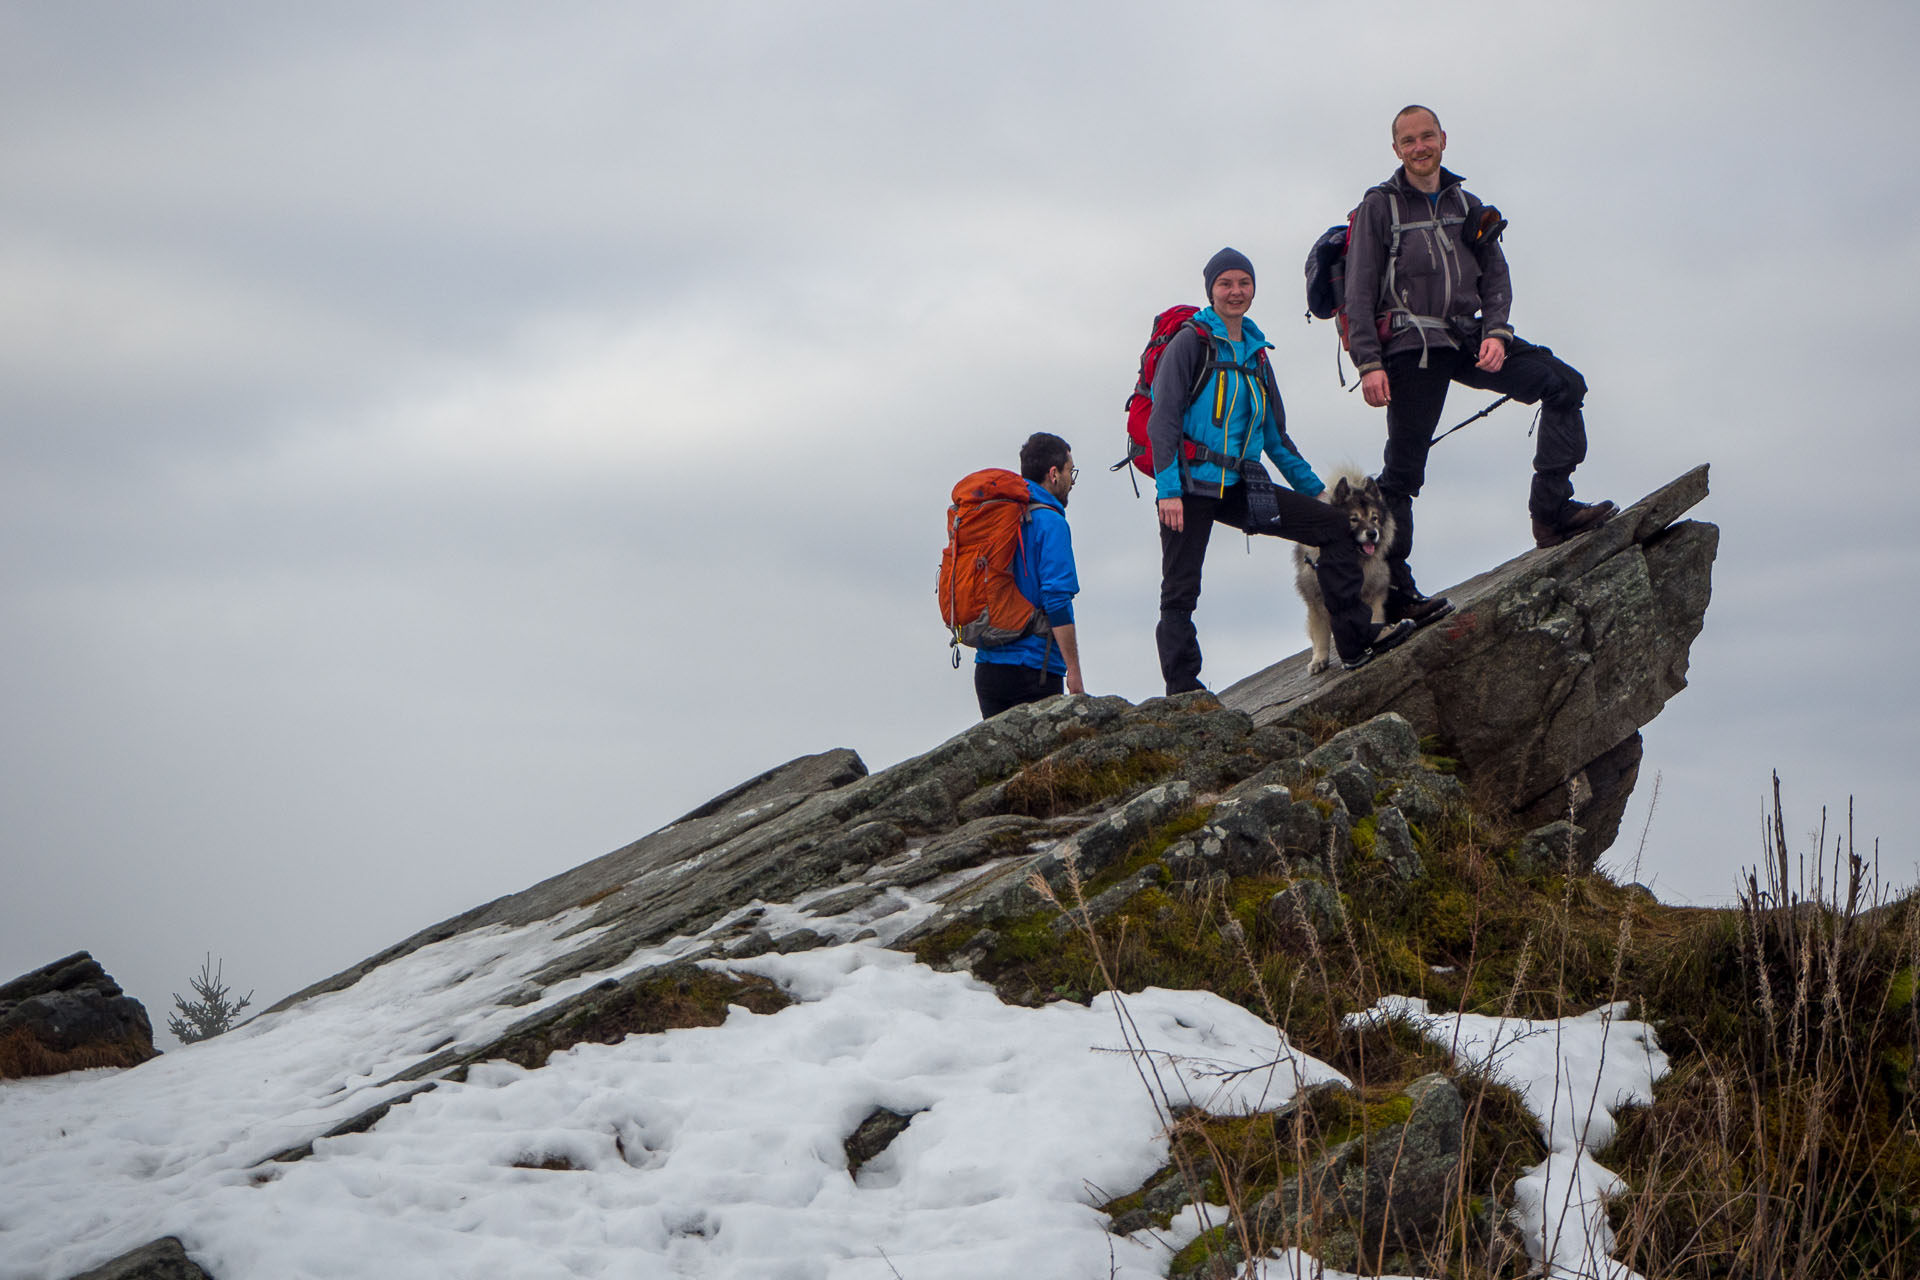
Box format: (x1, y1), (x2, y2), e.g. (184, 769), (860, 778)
(1477, 236), (1514, 343)
(1146, 326), (1206, 498)
(1342, 192), (1391, 375)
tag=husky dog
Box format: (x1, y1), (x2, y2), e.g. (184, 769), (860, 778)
(1293, 468), (1396, 674)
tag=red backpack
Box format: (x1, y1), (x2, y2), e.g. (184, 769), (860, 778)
(937, 469), (1050, 664)
(1115, 306), (1274, 481)
(1116, 305), (1204, 477)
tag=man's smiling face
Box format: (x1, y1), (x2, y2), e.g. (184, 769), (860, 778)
(1392, 108), (1446, 183)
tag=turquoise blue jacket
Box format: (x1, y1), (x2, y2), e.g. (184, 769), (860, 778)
(1147, 309), (1324, 502)
(976, 480), (1076, 675)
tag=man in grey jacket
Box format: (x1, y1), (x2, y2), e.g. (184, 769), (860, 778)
(1345, 105), (1613, 623)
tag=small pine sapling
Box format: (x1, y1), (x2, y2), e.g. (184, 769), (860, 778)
(168, 954), (253, 1044)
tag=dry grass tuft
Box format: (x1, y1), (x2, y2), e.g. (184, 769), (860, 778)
(0, 1026), (157, 1080)
(989, 758), (1919, 1277)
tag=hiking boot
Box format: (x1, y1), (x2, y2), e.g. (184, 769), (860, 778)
(1531, 499), (1617, 549)
(1340, 619), (1416, 671)
(1387, 590), (1454, 628)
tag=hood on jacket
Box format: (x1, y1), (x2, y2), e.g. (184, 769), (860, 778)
(1025, 477), (1066, 514)
(1193, 306), (1271, 350)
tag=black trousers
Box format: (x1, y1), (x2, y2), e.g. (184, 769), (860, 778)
(1156, 480), (1372, 695)
(975, 662), (1064, 719)
(1379, 336), (1589, 596)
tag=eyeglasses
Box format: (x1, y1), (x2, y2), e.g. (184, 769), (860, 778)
(1069, 467), (1080, 480)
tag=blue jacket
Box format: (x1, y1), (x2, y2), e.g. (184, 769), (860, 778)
(1146, 309), (1324, 501)
(976, 479), (1077, 675)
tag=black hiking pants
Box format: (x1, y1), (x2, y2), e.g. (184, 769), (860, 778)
(1156, 479), (1373, 695)
(975, 662), (1064, 719)
(1378, 336), (1589, 596)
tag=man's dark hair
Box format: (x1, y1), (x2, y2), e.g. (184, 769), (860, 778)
(1019, 432), (1072, 483)
(1392, 104), (1442, 138)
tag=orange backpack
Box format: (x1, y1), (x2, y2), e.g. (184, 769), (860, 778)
(937, 469), (1051, 665)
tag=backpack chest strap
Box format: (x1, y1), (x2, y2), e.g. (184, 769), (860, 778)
(1385, 186), (1467, 254)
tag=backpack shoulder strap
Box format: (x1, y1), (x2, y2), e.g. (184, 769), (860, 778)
(1382, 183), (1469, 262)
(1181, 317), (1219, 404)
(1368, 185), (1408, 309)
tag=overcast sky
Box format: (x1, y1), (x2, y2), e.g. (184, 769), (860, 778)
(4, 2), (1915, 1034)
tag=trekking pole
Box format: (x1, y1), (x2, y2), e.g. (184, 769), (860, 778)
(1429, 394), (1512, 446)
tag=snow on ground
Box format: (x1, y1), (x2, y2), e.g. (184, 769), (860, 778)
(3, 865), (1670, 1280)
(1, 922), (1344, 1280)
(1347, 996), (1670, 1280)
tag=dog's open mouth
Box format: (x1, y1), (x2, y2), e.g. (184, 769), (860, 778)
(1360, 539), (1379, 557)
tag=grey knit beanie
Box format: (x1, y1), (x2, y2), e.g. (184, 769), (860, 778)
(1203, 247), (1256, 297)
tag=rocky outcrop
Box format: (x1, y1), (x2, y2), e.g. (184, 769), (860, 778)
(254, 695), (1467, 1163)
(67, 1238), (211, 1280)
(261, 468), (1713, 1039)
(25, 470), (1724, 1280)
(1221, 464), (1715, 867)
(258, 695), (1323, 1122)
(0, 952), (158, 1079)
(262, 747), (874, 1013)
(218, 469), (1713, 1183)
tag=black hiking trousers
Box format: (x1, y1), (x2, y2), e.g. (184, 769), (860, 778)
(1378, 336), (1589, 597)
(975, 662), (1064, 719)
(1156, 480), (1372, 695)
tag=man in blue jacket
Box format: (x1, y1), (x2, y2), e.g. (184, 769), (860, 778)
(975, 432), (1085, 719)
(1148, 248), (1412, 694)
